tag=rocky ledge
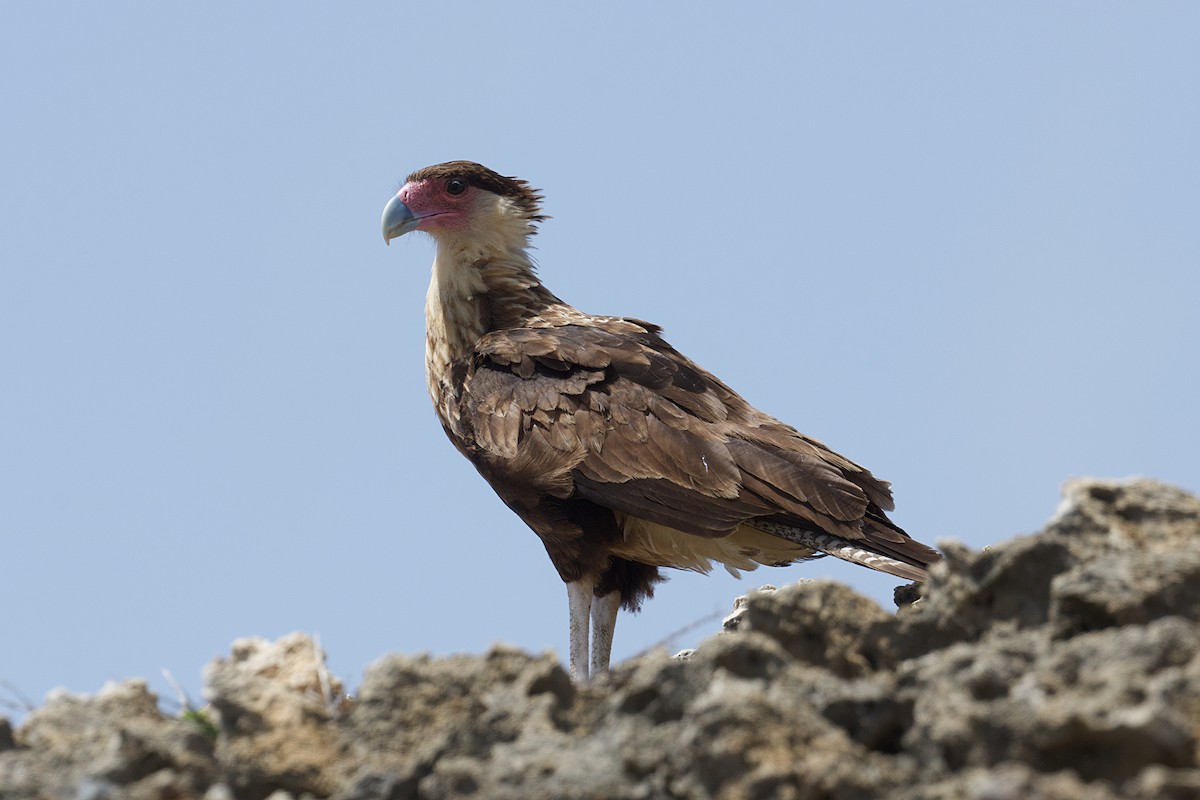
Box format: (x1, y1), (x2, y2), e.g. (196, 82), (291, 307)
(3, 477), (1200, 799)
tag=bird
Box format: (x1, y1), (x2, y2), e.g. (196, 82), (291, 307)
(381, 161), (940, 680)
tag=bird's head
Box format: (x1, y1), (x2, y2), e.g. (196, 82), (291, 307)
(382, 161), (546, 255)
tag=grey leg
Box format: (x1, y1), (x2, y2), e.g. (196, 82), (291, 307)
(590, 591), (620, 676)
(566, 579), (594, 681)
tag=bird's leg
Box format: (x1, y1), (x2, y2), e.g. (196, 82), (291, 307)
(565, 579), (594, 681)
(590, 591), (620, 676)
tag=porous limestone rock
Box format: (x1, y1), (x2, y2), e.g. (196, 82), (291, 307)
(1, 478), (1198, 799)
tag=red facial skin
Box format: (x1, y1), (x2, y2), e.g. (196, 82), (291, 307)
(398, 179), (473, 232)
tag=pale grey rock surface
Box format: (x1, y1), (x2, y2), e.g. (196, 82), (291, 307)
(1, 477), (1198, 799)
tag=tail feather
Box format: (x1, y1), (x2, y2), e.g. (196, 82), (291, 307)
(750, 520), (937, 583)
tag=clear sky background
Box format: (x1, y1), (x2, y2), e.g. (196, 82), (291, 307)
(2, 4), (1197, 714)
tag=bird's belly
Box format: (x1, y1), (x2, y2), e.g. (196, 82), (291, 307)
(610, 514), (814, 578)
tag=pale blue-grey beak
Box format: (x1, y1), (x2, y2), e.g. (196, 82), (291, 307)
(382, 195), (420, 244)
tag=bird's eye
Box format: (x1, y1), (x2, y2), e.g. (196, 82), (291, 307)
(446, 179), (467, 196)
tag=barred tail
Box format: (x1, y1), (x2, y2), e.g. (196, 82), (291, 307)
(750, 522), (933, 582)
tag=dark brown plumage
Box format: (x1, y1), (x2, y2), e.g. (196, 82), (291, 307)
(382, 161), (940, 679)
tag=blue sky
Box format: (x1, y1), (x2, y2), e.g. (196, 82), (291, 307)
(2, 3), (1197, 713)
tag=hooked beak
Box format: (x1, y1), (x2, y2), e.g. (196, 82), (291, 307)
(382, 195), (420, 244)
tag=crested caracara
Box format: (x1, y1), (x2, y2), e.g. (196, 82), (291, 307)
(382, 161), (940, 680)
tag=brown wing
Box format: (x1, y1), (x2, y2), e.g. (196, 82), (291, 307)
(455, 322), (933, 569)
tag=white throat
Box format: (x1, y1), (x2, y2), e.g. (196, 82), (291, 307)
(422, 226), (544, 409)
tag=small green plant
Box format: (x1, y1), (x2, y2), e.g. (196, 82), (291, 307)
(181, 707), (218, 741)
(163, 668), (218, 741)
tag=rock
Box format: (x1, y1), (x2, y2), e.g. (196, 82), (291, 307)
(1, 477), (1199, 799)
(203, 631), (346, 798)
(721, 583), (779, 632)
(1049, 550), (1200, 637)
(901, 762), (1126, 800)
(339, 644), (576, 799)
(899, 618), (1200, 783)
(1047, 478), (1200, 553)
(0, 679), (214, 799)
(893, 581), (923, 607)
(1127, 765), (1200, 800)
(728, 579), (897, 676)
